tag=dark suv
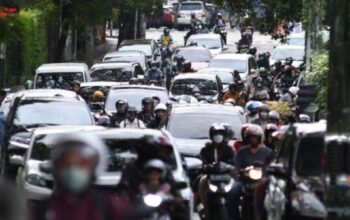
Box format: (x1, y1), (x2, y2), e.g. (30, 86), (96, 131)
(265, 122), (327, 219)
(1, 89), (94, 178)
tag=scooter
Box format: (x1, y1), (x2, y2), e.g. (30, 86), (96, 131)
(214, 25), (227, 45)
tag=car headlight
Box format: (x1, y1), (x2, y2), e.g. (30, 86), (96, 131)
(9, 136), (31, 149)
(26, 174), (47, 187)
(291, 191), (327, 218)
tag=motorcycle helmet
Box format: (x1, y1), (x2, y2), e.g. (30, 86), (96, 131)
(221, 123), (234, 140)
(283, 65), (293, 75)
(245, 101), (261, 112)
(241, 123), (253, 144)
(184, 60), (192, 69)
(209, 123), (226, 144)
(115, 99), (128, 109)
(154, 103), (167, 113)
(217, 12), (222, 18)
(175, 55), (184, 63)
(246, 124), (264, 142)
(144, 159), (167, 178)
(92, 90), (105, 102)
(285, 57), (293, 65)
(248, 47), (257, 56)
(191, 13), (196, 19)
(288, 86), (299, 96)
(228, 83), (237, 93)
(129, 77), (138, 85)
(152, 96), (161, 106)
(150, 61), (158, 69)
(268, 111), (280, 124)
(259, 104), (270, 113)
(259, 67), (268, 77)
(255, 77), (264, 88)
(164, 28), (170, 35)
(299, 114), (311, 123)
(127, 106), (138, 119)
(142, 97), (154, 106)
(264, 123), (279, 138)
(274, 60), (282, 69)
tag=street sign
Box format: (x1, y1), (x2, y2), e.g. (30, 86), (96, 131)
(0, 6), (19, 17)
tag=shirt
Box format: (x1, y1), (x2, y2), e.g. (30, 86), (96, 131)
(235, 145), (273, 171)
(119, 119), (146, 128)
(221, 91), (245, 106)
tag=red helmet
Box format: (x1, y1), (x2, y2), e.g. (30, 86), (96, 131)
(246, 124), (264, 138)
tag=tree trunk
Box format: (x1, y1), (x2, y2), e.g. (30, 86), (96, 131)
(84, 26), (95, 66)
(117, 9), (136, 48)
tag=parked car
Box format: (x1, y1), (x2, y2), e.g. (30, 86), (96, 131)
(285, 32), (305, 46)
(175, 1), (209, 30)
(34, 63), (90, 90)
(265, 122), (327, 220)
(163, 5), (175, 28)
(197, 68), (241, 90)
(167, 104), (245, 156)
(1, 89), (95, 178)
(208, 53), (258, 80)
(102, 50), (148, 71)
(185, 33), (227, 56)
(270, 45), (305, 67)
(169, 73), (223, 102)
(104, 85), (169, 114)
(118, 39), (159, 63)
(172, 46), (212, 70)
(90, 62), (144, 82)
(17, 125), (105, 201)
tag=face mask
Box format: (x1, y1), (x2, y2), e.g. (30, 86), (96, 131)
(213, 134), (224, 144)
(59, 166), (91, 193)
(260, 112), (268, 120)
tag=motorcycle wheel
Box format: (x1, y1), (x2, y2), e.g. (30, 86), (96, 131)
(242, 196), (255, 220)
(208, 206), (229, 220)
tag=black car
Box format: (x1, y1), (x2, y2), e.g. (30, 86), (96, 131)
(265, 122), (327, 219)
(1, 89), (95, 178)
(118, 39), (160, 63)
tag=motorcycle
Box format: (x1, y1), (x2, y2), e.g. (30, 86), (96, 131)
(184, 21), (209, 45)
(236, 43), (250, 54)
(240, 164), (264, 220)
(202, 162), (235, 220)
(214, 25), (227, 45)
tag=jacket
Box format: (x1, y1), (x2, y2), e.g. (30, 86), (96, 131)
(200, 143), (235, 165)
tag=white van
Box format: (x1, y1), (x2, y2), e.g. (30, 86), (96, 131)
(34, 63), (90, 90)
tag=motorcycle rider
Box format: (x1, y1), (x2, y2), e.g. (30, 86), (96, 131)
(232, 125), (273, 220)
(268, 111), (281, 126)
(279, 65), (296, 90)
(259, 67), (273, 92)
(138, 97), (155, 127)
(198, 123), (235, 218)
(72, 80), (81, 94)
(221, 82), (245, 106)
(252, 104), (270, 128)
(144, 61), (163, 84)
(257, 52), (270, 69)
(158, 28), (173, 47)
(245, 101), (261, 123)
(271, 60), (283, 79)
(120, 107), (146, 128)
(34, 133), (128, 220)
(284, 56), (298, 75)
(171, 55), (185, 74)
(181, 60), (196, 73)
(233, 123), (253, 152)
(184, 13), (202, 45)
(214, 12), (227, 44)
(248, 46), (257, 57)
(148, 103), (168, 129)
(264, 123), (279, 152)
(110, 99), (128, 127)
(279, 86), (299, 106)
(89, 90), (105, 113)
(250, 77), (270, 101)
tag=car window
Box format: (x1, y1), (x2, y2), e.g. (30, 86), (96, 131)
(168, 112), (242, 139)
(90, 68), (132, 82)
(179, 3), (203, 11)
(296, 136), (324, 176)
(272, 48), (304, 61)
(171, 78), (218, 96)
(35, 72), (84, 90)
(174, 48), (211, 62)
(209, 59), (247, 73)
(186, 38), (221, 49)
(14, 100), (93, 126)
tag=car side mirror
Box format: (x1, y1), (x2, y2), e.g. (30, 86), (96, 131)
(9, 155), (24, 166)
(266, 163), (286, 177)
(39, 160), (53, 174)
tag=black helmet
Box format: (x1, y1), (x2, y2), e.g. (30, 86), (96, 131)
(274, 60), (282, 68)
(115, 99), (128, 108)
(228, 83), (237, 93)
(150, 60), (158, 67)
(285, 57), (293, 65)
(164, 28), (170, 35)
(142, 97), (154, 106)
(269, 111), (280, 122)
(127, 106), (138, 115)
(184, 60), (191, 67)
(264, 123), (278, 138)
(209, 123), (226, 140)
(175, 55), (184, 62)
(191, 13), (196, 19)
(248, 47), (257, 56)
(221, 123), (234, 140)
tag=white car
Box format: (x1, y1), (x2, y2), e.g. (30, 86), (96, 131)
(185, 33), (227, 56)
(173, 46), (212, 70)
(286, 32), (305, 46)
(198, 68), (238, 90)
(176, 1), (208, 29)
(102, 50), (147, 71)
(208, 53), (258, 80)
(17, 126), (105, 201)
(270, 45), (305, 67)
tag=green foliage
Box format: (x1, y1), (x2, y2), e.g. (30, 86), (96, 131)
(306, 50), (329, 114)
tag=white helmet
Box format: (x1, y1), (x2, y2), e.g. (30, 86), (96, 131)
(154, 103), (167, 112)
(288, 86), (299, 96)
(144, 159), (167, 178)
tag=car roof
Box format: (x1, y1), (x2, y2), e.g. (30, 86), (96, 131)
(80, 82), (124, 87)
(103, 50), (145, 57)
(172, 103), (241, 115)
(36, 63), (88, 73)
(33, 125), (105, 136)
(198, 68), (234, 73)
(175, 46), (210, 52)
(91, 62), (134, 69)
(15, 89), (80, 100)
(293, 121), (326, 137)
(92, 128), (168, 140)
(274, 45), (305, 50)
(120, 39), (153, 45)
(212, 53), (252, 60)
(173, 73), (217, 81)
(188, 33), (221, 40)
(110, 85), (166, 91)
(180, 1), (204, 5)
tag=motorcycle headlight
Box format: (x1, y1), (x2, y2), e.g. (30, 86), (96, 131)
(9, 136), (31, 149)
(208, 183), (218, 192)
(26, 174), (47, 187)
(143, 194), (162, 207)
(248, 168), (263, 180)
(224, 178), (235, 192)
(291, 191), (327, 218)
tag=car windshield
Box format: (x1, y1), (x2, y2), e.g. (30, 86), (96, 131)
(90, 68), (132, 82)
(168, 112), (242, 139)
(179, 3), (203, 11)
(103, 139), (177, 172)
(199, 71), (233, 84)
(296, 137), (324, 176)
(287, 37), (305, 46)
(14, 100), (93, 126)
(106, 89), (169, 112)
(171, 78), (218, 96)
(35, 72), (84, 90)
(272, 48), (304, 61)
(119, 45), (152, 56)
(175, 49), (211, 62)
(209, 59), (247, 73)
(187, 38), (221, 49)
